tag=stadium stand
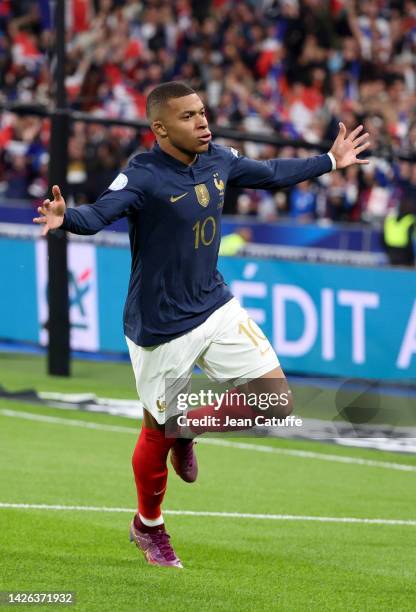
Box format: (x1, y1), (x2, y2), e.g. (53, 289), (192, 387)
(0, 0), (416, 224)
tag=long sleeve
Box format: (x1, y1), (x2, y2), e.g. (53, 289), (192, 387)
(61, 166), (149, 235)
(227, 151), (332, 189)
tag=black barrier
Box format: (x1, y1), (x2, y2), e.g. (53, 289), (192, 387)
(46, 0), (70, 377)
(2, 101), (416, 162)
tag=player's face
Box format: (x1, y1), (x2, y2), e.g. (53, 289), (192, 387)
(158, 94), (212, 154)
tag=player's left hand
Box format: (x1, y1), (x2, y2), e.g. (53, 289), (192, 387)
(329, 122), (370, 169)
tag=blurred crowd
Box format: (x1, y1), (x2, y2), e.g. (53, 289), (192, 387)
(1, 0), (416, 223)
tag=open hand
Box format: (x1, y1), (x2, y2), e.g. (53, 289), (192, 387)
(330, 123), (370, 169)
(33, 185), (66, 236)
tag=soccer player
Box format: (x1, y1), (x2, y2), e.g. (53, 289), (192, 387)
(34, 81), (370, 569)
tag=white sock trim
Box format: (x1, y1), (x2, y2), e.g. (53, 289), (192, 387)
(139, 513), (164, 527)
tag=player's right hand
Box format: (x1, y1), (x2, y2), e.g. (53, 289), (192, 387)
(33, 184), (66, 236)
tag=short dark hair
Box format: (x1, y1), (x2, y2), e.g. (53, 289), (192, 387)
(146, 81), (196, 120)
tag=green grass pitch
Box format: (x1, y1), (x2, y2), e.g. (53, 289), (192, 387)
(0, 353), (415, 611)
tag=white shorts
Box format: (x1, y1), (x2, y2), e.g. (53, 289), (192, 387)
(126, 297), (280, 424)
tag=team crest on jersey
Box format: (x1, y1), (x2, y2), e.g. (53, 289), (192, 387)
(194, 183), (210, 207)
(213, 172), (225, 194)
(156, 398), (166, 413)
(213, 172), (224, 208)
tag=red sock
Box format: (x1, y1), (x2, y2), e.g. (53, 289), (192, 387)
(187, 388), (257, 435)
(132, 426), (176, 521)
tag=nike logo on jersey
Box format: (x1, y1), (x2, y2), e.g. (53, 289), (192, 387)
(170, 192), (188, 203)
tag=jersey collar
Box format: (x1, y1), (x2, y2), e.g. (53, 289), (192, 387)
(153, 143), (205, 171)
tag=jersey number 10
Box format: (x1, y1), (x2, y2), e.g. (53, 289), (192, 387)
(192, 216), (217, 249)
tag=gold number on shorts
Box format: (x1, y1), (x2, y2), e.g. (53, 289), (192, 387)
(247, 317), (267, 340)
(238, 317), (270, 355)
(238, 318), (266, 347)
(192, 216), (216, 249)
(238, 321), (258, 347)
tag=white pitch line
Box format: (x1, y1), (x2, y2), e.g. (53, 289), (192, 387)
(0, 502), (415, 527)
(198, 437), (416, 473)
(0, 408), (138, 434)
(1, 408), (416, 473)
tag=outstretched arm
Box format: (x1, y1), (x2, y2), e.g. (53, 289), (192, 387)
(227, 123), (370, 189)
(33, 168), (147, 236)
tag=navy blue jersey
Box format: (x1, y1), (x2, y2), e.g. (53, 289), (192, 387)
(61, 143), (332, 346)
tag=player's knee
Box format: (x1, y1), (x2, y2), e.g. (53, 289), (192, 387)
(267, 380), (294, 419)
(257, 388), (293, 419)
(246, 376), (293, 418)
(274, 389), (293, 419)
(259, 389), (293, 419)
